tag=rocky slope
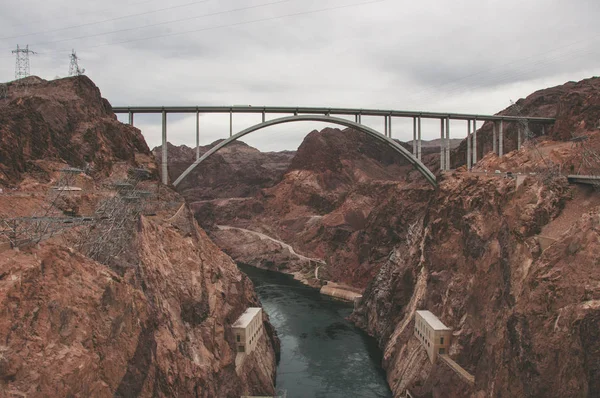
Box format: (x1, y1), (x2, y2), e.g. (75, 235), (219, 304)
(153, 141), (295, 200)
(352, 170), (599, 397)
(0, 76), (152, 186)
(451, 76), (600, 169)
(0, 76), (278, 397)
(192, 127), (437, 288)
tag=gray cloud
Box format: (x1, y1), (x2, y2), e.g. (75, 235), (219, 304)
(2, 0), (600, 151)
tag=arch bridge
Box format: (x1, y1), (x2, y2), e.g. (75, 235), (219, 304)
(112, 105), (556, 188)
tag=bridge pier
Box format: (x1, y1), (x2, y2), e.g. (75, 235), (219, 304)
(384, 116), (389, 137)
(412, 117), (417, 156)
(445, 117), (450, 171)
(262, 111), (266, 123)
(493, 121), (497, 155)
(467, 120), (472, 170)
(517, 124), (522, 150)
(196, 111), (200, 160)
(472, 119), (478, 166)
(499, 120), (504, 157)
(161, 110), (168, 185)
(230, 110), (233, 138)
(388, 115), (392, 138)
(417, 116), (422, 161)
(440, 119), (445, 171)
(128, 111), (134, 126)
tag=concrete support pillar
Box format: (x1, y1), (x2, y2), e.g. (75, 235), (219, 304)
(440, 118), (445, 171)
(445, 117), (450, 171)
(472, 119), (478, 166)
(412, 117), (417, 156)
(493, 121), (497, 155)
(417, 116), (422, 161)
(517, 124), (522, 151)
(384, 116), (389, 137)
(358, 114), (362, 124)
(388, 115), (392, 138)
(230, 110), (233, 137)
(542, 124), (546, 136)
(161, 110), (168, 185)
(195, 111), (200, 160)
(128, 111), (134, 126)
(467, 120), (472, 170)
(262, 111), (266, 123)
(499, 120), (504, 157)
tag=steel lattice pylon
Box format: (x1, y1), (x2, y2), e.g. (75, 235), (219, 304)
(68, 49), (85, 77)
(12, 45), (36, 81)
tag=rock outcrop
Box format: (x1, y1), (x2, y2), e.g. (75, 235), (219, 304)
(192, 127), (436, 288)
(352, 170), (599, 397)
(0, 76), (152, 186)
(153, 141), (295, 200)
(0, 76), (278, 397)
(452, 76), (600, 169)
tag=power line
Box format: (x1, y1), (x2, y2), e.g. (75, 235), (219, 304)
(0, 0), (298, 51)
(2, 0), (167, 30)
(0, 0), (213, 41)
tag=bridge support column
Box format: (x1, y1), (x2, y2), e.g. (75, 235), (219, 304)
(358, 114), (362, 124)
(388, 115), (392, 138)
(196, 111), (200, 160)
(445, 117), (450, 170)
(472, 119), (478, 166)
(230, 110), (233, 138)
(499, 120), (504, 157)
(467, 120), (472, 170)
(440, 119), (445, 171)
(542, 124), (545, 136)
(417, 116), (422, 161)
(128, 111), (134, 126)
(262, 111), (266, 123)
(412, 117), (417, 156)
(161, 110), (168, 185)
(517, 124), (522, 150)
(384, 116), (389, 137)
(493, 121), (497, 155)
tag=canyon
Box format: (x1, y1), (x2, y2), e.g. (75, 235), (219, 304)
(162, 77), (600, 397)
(1, 74), (599, 397)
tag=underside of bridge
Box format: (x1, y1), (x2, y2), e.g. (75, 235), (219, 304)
(171, 115), (438, 188)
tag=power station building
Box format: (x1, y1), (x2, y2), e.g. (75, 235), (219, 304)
(232, 307), (263, 355)
(414, 310), (452, 363)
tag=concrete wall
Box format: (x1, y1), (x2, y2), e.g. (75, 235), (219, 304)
(414, 312), (451, 363)
(233, 309), (263, 355)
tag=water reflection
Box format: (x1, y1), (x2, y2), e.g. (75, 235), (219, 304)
(239, 264), (392, 398)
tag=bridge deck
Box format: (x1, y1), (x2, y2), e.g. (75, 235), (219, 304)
(112, 105), (555, 123)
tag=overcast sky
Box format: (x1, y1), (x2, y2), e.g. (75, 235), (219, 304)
(1, 0), (599, 151)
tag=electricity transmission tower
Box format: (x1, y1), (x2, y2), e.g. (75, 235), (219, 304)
(12, 45), (36, 81)
(68, 49), (85, 77)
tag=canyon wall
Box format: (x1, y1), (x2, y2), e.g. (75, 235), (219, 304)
(0, 76), (278, 397)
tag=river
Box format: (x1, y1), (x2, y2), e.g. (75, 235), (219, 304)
(239, 264), (392, 398)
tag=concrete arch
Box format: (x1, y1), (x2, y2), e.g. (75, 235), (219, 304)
(173, 115), (437, 187)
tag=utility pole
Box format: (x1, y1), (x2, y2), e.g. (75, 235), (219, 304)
(12, 45), (36, 82)
(68, 49), (85, 76)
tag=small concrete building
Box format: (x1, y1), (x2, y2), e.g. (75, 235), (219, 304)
(414, 310), (451, 363)
(232, 307), (263, 355)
